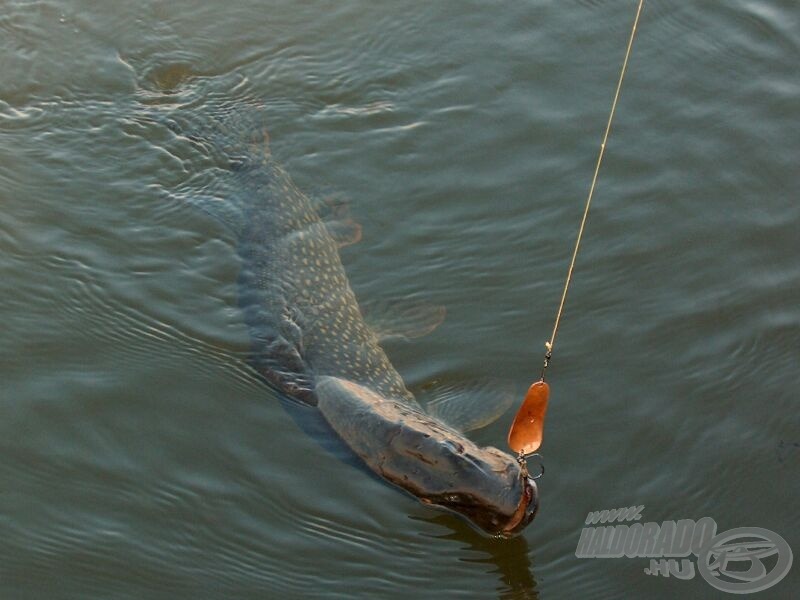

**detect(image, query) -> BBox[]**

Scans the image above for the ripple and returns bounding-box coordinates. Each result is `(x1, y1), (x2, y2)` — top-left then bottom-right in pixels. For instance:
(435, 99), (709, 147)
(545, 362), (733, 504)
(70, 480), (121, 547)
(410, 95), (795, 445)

(2, 0), (799, 597)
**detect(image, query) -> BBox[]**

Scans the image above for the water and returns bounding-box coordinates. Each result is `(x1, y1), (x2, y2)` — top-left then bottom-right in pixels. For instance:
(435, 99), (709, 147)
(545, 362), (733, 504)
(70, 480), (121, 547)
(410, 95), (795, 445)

(1, 1), (798, 598)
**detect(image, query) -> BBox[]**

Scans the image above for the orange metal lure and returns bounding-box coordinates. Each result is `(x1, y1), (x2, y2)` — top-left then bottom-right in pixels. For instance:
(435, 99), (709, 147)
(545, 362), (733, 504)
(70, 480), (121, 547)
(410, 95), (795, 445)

(507, 380), (549, 455)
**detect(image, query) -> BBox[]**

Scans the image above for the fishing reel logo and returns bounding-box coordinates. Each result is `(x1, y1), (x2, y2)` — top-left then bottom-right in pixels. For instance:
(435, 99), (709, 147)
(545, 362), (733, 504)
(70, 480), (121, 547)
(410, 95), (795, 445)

(575, 506), (793, 594)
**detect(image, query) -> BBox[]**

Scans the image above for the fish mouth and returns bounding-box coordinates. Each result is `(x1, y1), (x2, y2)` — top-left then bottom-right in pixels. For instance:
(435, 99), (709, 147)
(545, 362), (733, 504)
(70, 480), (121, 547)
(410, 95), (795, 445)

(431, 474), (539, 537)
(500, 476), (539, 537)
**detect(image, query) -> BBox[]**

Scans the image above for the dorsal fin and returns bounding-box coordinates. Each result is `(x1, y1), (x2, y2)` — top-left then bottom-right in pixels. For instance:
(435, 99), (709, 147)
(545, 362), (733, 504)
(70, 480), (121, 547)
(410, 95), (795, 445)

(326, 218), (363, 247)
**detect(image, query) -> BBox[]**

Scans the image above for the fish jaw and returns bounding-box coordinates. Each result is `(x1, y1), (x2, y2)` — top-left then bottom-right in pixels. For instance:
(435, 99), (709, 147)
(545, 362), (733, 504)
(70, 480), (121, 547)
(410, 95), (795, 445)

(500, 474), (539, 536)
(315, 376), (539, 536)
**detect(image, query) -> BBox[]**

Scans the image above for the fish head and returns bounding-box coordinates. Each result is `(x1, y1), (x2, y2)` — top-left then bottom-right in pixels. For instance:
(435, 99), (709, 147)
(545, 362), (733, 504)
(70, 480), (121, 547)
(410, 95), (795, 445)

(315, 376), (539, 536)
(387, 420), (539, 537)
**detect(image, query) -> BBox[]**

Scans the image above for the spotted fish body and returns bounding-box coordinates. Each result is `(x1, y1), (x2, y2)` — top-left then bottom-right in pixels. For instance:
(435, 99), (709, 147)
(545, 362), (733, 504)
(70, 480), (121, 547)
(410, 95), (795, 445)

(235, 157), (414, 406)
(197, 119), (538, 536)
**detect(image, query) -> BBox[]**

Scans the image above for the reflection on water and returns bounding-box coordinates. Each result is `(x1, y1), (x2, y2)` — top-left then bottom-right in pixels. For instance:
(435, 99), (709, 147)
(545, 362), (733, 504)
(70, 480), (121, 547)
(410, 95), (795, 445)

(420, 514), (538, 600)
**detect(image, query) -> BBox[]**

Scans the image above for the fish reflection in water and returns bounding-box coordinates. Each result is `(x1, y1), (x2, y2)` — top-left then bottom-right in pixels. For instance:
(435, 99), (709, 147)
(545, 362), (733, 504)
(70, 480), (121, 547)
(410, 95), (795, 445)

(419, 513), (539, 599)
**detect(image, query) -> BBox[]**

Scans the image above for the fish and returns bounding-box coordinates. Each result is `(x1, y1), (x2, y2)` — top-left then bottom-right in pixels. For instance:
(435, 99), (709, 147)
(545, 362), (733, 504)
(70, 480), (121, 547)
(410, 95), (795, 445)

(177, 110), (538, 536)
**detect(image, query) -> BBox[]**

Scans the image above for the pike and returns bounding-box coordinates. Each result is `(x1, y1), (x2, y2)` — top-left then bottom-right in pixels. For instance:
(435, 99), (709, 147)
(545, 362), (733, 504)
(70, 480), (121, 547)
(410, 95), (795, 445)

(177, 112), (538, 536)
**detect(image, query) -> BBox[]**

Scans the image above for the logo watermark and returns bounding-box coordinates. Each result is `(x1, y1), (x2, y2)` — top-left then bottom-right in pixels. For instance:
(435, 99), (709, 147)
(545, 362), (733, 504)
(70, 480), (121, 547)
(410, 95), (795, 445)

(575, 506), (793, 594)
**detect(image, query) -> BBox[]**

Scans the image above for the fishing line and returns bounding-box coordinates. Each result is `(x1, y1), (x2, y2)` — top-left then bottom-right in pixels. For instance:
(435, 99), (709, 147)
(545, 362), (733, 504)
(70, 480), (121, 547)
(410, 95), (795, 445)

(542, 0), (645, 380)
(508, 0), (645, 459)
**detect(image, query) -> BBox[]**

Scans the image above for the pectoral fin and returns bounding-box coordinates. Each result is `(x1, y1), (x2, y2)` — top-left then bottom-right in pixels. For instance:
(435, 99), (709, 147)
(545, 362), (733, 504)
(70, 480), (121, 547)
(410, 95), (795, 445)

(362, 300), (446, 342)
(420, 379), (516, 432)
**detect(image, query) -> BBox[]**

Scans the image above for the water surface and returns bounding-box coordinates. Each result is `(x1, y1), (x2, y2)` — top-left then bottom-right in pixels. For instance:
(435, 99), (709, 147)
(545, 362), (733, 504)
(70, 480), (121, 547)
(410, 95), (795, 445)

(1, 1), (798, 598)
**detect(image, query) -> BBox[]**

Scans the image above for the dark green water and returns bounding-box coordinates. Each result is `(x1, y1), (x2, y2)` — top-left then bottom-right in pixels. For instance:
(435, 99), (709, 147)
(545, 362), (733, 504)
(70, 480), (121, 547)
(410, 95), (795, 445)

(1, 1), (798, 598)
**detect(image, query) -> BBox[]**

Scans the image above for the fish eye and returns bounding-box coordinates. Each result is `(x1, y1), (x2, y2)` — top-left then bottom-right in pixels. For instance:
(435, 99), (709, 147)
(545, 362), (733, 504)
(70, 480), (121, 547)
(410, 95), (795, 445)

(444, 440), (464, 454)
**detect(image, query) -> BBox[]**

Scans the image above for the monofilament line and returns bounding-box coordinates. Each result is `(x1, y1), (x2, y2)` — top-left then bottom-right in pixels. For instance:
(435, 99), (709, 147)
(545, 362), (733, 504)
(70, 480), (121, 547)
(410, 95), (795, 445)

(541, 0), (645, 380)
